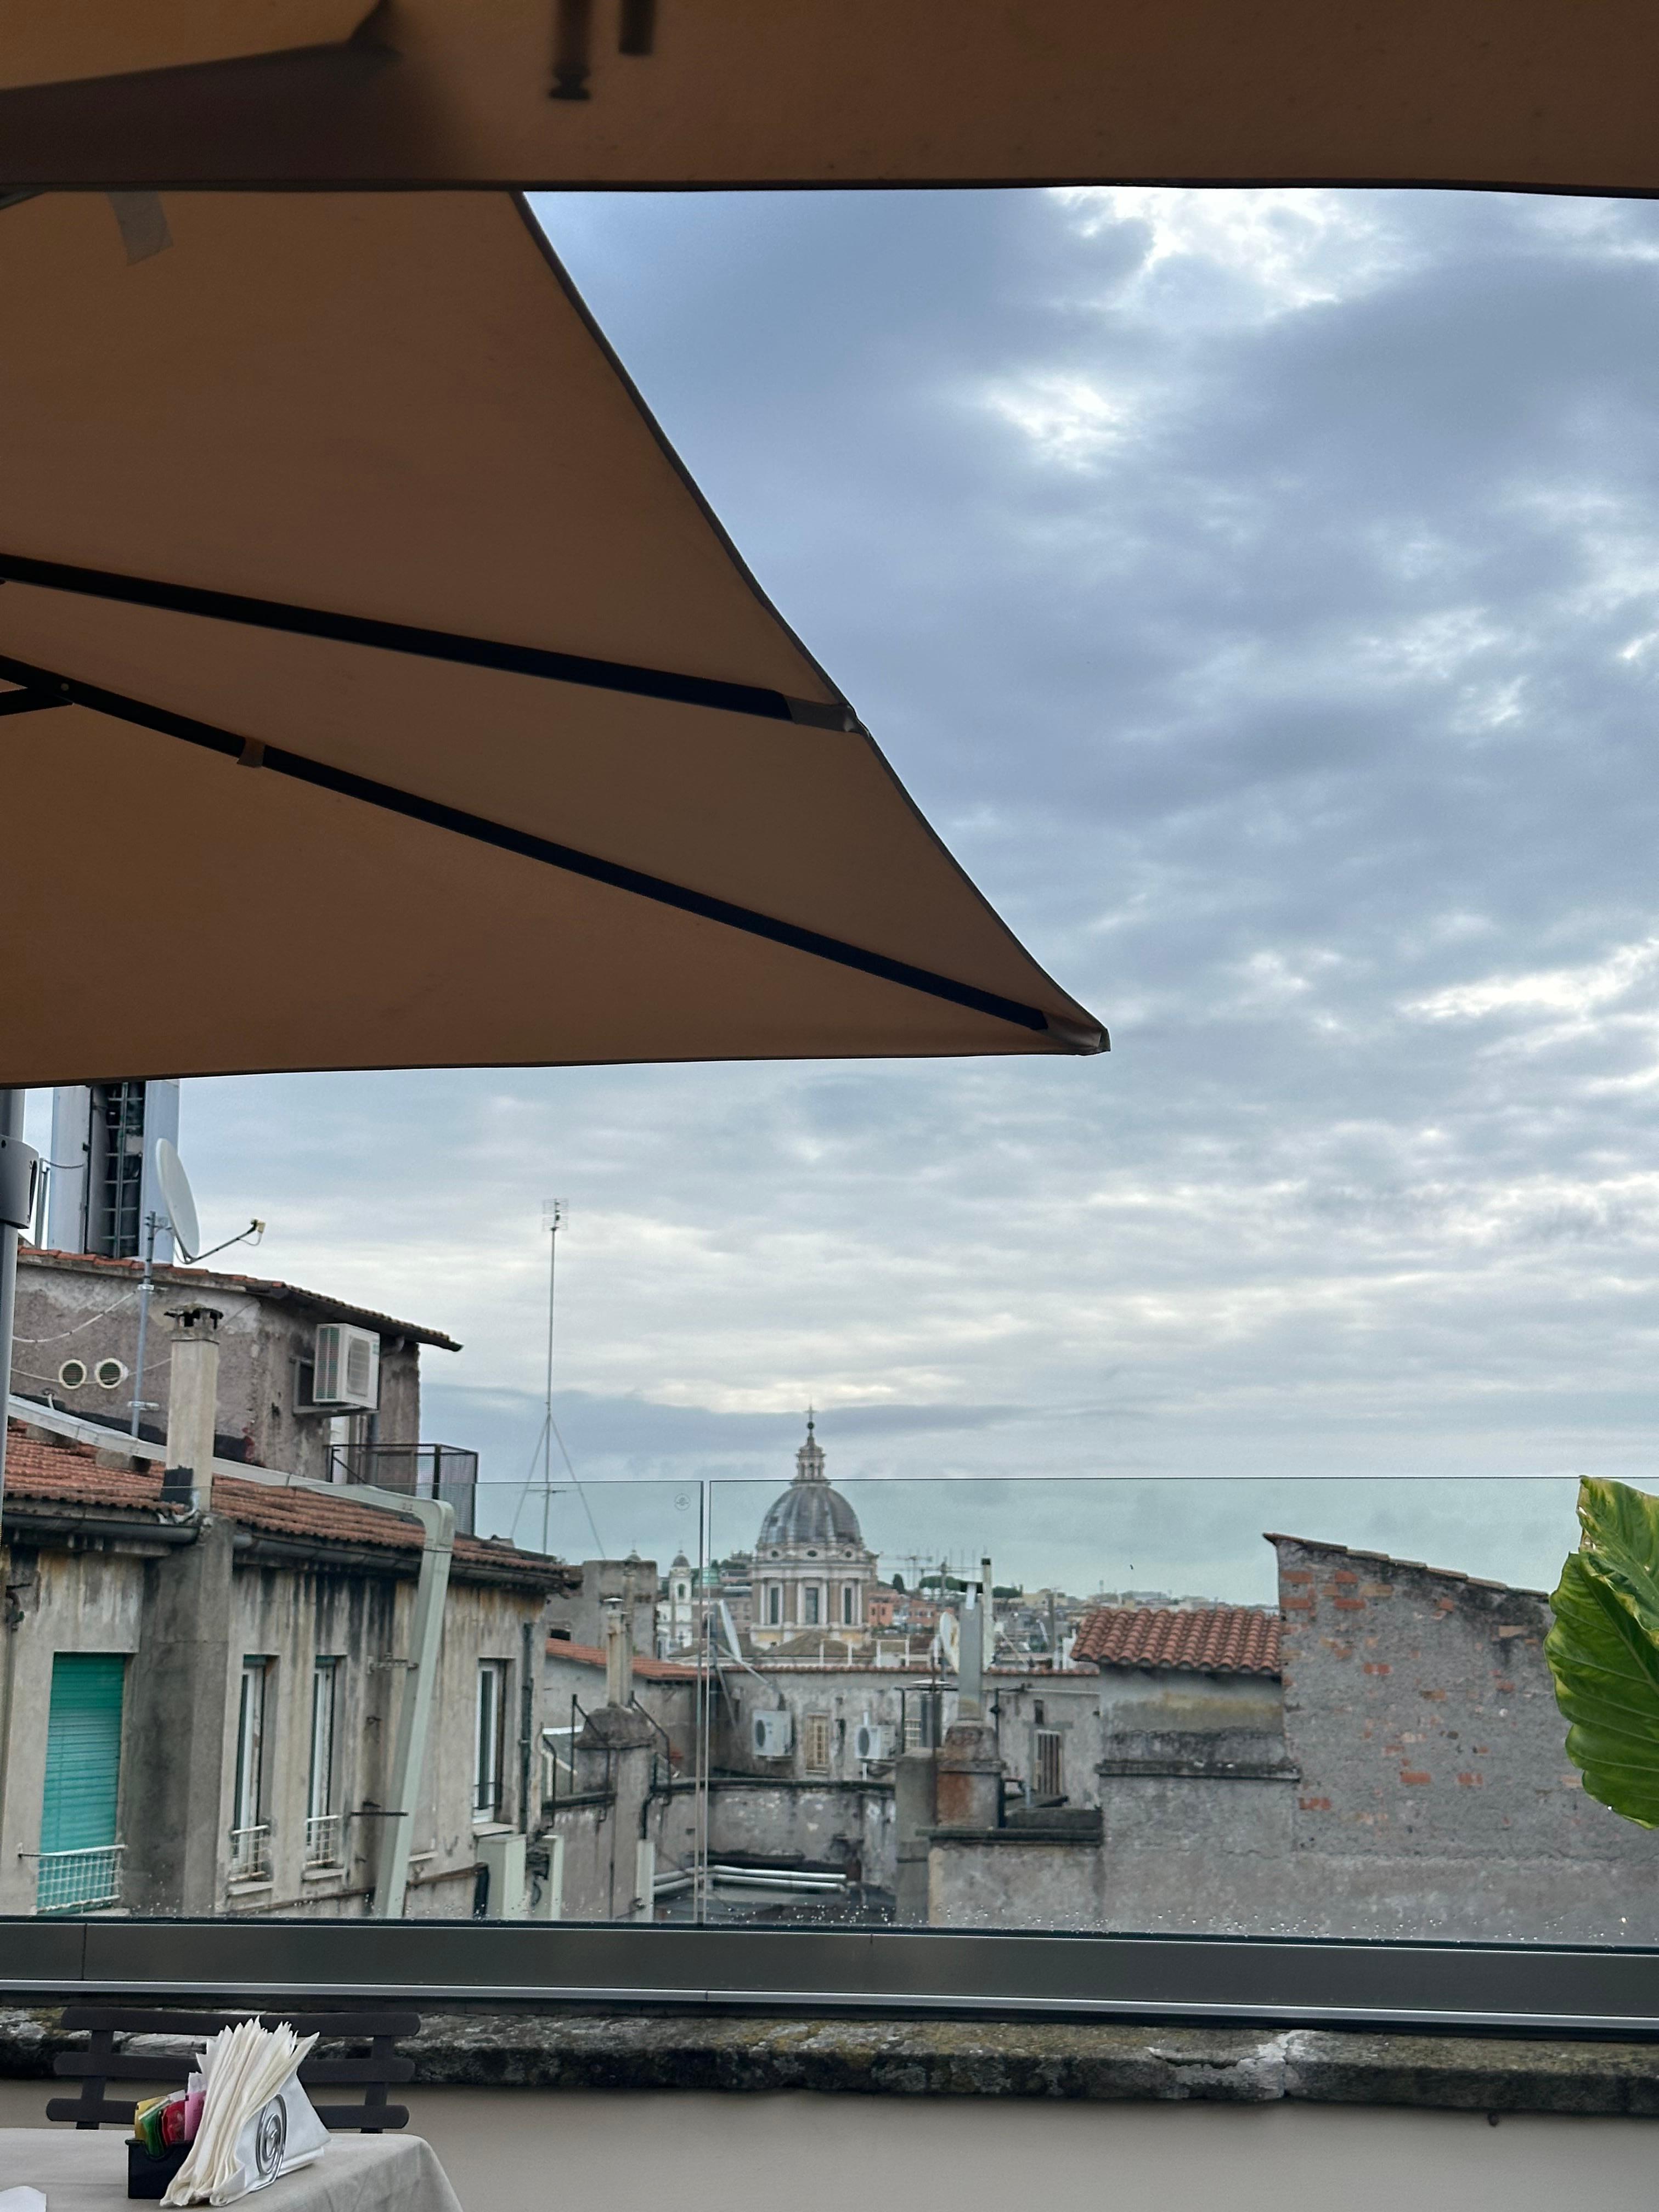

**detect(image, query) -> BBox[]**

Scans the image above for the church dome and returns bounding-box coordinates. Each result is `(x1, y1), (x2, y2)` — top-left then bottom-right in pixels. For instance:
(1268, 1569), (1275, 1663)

(757, 1417), (865, 1553)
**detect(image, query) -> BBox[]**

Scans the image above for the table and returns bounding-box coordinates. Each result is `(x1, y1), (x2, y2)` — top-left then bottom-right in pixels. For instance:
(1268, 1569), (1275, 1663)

(0, 2130), (462, 2212)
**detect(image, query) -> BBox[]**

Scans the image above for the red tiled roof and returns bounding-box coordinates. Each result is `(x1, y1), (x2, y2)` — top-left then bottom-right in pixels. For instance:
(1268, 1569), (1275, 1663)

(1073, 1604), (1281, 1676)
(546, 1637), (698, 1682)
(1, 1426), (174, 1517)
(3, 1421), (571, 1587)
(20, 1249), (460, 1352)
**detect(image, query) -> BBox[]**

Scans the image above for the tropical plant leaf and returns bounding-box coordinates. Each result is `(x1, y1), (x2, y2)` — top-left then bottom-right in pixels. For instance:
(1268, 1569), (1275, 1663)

(1546, 1479), (1659, 1827)
(1577, 1476), (1659, 1623)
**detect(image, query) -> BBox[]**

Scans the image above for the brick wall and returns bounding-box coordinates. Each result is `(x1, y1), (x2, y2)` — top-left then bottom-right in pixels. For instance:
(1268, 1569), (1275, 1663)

(1274, 1532), (1659, 1937)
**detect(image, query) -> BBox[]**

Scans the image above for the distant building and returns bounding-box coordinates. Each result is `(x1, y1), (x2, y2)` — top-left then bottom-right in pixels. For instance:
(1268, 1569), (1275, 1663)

(548, 1555), (658, 1655)
(1087, 1589), (1222, 1612)
(45, 1080), (179, 1262)
(926, 1538), (1659, 1943)
(657, 1550), (697, 1655)
(0, 1419), (573, 1921)
(12, 1248), (461, 1501)
(866, 1583), (902, 1628)
(749, 1418), (877, 1649)
(544, 1634), (699, 1777)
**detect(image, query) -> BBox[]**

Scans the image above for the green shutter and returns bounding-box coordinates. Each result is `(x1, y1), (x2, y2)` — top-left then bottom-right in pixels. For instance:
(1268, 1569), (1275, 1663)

(40, 1654), (126, 1853)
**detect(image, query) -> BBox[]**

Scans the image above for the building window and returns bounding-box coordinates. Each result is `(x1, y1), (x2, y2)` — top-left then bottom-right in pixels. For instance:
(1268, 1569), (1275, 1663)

(768, 1585), (781, 1624)
(1034, 1728), (1064, 1802)
(841, 1584), (855, 1626)
(37, 1654), (126, 1912)
(231, 1660), (272, 1880)
(475, 1660), (508, 1822)
(803, 1712), (832, 1775)
(804, 1586), (821, 1626)
(306, 1659), (342, 1869)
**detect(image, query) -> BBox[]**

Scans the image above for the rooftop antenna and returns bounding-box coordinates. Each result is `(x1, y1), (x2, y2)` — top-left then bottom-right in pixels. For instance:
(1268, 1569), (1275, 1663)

(511, 1199), (601, 1556)
(540, 1199), (563, 1555)
(132, 1139), (263, 1437)
(154, 1139), (200, 1262)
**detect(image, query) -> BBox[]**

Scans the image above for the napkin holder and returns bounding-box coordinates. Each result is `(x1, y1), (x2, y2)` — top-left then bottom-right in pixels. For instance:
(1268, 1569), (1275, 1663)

(128, 2138), (190, 2199)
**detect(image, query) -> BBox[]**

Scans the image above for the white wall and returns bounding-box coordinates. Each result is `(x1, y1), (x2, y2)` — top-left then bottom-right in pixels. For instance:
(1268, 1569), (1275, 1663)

(5, 2069), (1658, 2210)
(398, 2090), (1659, 2212)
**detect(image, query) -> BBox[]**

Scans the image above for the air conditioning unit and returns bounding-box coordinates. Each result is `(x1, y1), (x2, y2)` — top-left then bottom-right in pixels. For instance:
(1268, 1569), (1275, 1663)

(854, 1720), (887, 1764)
(313, 1323), (380, 1410)
(753, 1709), (793, 1759)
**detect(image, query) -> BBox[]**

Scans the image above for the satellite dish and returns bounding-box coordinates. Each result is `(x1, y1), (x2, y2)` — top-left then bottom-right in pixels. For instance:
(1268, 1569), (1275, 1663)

(934, 1610), (961, 1672)
(154, 1139), (201, 1262)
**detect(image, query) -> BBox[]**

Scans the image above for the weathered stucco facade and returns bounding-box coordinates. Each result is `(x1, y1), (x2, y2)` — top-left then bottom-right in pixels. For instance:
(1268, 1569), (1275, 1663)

(0, 1421), (573, 1919)
(12, 1249), (454, 1481)
(1273, 1532), (1659, 1939)
(927, 1537), (1659, 1942)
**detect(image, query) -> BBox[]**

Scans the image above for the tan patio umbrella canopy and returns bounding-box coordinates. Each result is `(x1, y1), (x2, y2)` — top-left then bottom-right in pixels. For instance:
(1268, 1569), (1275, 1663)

(4, 0), (1659, 195)
(0, 190), (1103, 1084)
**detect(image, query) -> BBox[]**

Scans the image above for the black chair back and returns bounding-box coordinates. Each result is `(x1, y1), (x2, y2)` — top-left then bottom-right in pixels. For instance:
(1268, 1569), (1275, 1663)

(48, 2007), (420, 2131)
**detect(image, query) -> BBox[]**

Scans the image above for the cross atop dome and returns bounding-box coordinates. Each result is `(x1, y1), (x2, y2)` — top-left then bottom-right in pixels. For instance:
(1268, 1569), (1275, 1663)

(795, 1409), (825, 1484)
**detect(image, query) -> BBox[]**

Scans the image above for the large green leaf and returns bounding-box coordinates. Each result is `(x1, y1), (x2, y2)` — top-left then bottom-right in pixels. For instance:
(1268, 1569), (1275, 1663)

(1577, 1476), (1659, 1622)
(1546, 1479), (1659, 1827)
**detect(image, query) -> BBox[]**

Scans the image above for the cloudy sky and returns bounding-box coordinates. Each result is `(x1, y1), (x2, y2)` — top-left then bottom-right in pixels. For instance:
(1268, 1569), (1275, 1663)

(28, 184), (1659, 1599)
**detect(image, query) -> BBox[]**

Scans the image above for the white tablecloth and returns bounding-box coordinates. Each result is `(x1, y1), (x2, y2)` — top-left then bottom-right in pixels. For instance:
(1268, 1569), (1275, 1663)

(0, 2131), (462, 2212)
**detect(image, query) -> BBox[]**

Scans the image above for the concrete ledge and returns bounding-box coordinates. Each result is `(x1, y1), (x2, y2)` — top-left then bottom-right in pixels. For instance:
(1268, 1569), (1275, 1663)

(3, 2007), (1659, 2114)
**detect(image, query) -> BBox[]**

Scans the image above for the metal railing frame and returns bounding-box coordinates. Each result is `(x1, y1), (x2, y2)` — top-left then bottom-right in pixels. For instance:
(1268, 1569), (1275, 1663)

(1, 1918), (1658, 2035)
(303, 1813), (345, 1870)
(227, 1824), (272, 1882)
(21, 1844), (125, 1915)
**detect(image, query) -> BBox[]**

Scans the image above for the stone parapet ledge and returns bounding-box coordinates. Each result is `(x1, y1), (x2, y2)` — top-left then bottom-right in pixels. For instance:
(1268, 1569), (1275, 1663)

(3, 2007), (1658, 2114)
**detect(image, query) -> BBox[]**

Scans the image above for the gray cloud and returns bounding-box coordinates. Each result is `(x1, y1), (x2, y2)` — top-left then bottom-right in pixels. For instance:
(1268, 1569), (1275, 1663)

(32, 184), (1659, 1599)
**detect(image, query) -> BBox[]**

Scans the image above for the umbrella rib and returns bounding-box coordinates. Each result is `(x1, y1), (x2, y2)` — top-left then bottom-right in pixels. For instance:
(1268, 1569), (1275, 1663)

(0, 685), (67, 716)
(0, 552), (856, 732)
(0, 651), (1066, 1042)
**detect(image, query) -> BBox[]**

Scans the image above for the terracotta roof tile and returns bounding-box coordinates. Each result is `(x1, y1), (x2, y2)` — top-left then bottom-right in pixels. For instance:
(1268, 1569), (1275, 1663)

(1073, 1604), (1281, 1676)
(1, 1425), (174, 1517)
(546, 1637), (698, 1682)
(3, 1420), (570, 1586)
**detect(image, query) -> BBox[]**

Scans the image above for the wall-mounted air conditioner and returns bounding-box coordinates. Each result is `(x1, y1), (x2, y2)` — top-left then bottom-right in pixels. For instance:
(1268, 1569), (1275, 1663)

(313, 1323), (380, 1410)
(854, 1720), (887, 1764)
(753, 1709), (793, 1759)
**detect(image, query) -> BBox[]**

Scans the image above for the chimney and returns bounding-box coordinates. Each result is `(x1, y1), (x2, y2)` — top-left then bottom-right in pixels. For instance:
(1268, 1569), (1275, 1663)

(603, 1594), (634, 1709)
(957, 1554), (992, 1720)
(162, 1305), (221, 1511)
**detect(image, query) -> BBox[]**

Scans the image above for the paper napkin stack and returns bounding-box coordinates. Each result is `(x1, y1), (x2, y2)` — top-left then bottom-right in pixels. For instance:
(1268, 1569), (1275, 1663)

(162, 2019), (324, 2206)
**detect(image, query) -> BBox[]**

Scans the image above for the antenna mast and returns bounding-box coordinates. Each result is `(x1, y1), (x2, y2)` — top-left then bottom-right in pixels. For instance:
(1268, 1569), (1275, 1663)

(541, 1199), (563, 1555)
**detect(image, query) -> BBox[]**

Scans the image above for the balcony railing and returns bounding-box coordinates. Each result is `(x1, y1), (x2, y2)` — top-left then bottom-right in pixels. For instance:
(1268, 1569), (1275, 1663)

(26, 1843), (124, 1914)
(228, 1824), (272, 1882)
(304, 1813), (345, 1870)
(326, 1442), (478, 1536)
